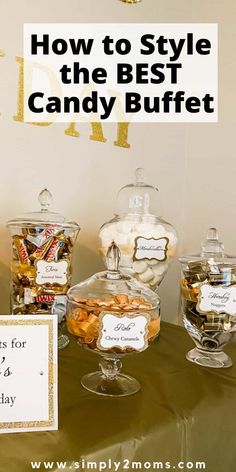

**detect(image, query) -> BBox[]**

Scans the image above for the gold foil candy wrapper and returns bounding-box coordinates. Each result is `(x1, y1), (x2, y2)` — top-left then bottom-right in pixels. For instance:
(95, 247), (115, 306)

(31, 238), (53, 261)
(13, 235), (31, 265)
(181, 278), (199, 302)
(12, 263), (36, 286)
(183, 262), (208, 284)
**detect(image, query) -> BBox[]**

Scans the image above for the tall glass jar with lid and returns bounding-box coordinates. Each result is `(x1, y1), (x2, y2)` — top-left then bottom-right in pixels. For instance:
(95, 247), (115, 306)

(99, 168), (178, 291)
(179, 228), (236, 368)
(7, 188), (80, 348)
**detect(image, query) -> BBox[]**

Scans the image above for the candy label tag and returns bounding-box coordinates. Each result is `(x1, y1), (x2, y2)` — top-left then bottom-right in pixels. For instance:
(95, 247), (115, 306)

(133, 236), (169, 262)
(97, 312), (150, 352)
(197, 284), (236, 316)
(35, 260), (68, 286)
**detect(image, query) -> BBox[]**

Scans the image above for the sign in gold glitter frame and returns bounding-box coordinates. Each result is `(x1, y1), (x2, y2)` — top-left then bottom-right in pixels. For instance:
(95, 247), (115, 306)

(0, 318), (55, 430)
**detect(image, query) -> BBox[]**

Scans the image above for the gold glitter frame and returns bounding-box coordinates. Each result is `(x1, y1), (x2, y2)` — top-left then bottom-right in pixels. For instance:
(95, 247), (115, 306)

(0, 318), (55, 430)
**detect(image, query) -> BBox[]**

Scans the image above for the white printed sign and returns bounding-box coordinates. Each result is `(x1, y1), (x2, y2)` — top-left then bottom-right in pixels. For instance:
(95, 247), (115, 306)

(197, 284), (236, 316)
(24, 23), (218, 123)
(36, 260), (68, 285)
(97, 313), (150, 352)
(0, 315), (58, 434)
(133, 237), (169, 262)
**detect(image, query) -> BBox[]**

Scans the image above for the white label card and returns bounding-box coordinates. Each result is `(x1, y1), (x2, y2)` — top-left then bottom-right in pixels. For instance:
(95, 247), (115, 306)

(36, 260), (68, 286)
(0, 315), (58, 434)
(97, 313), (150, 352)
(197, 284), (236, 316)
(133, 237), (169, 262)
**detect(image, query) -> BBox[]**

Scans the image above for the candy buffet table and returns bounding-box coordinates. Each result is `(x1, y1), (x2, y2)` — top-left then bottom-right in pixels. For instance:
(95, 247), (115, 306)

(1, 322), (236, 472)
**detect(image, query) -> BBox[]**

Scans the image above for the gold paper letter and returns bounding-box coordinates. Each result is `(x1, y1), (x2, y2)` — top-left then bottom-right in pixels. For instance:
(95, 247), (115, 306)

(14, 56), (52, 126)
(65, 122), (130, 148)
(114, 123), (130, 149)
(89, 122), (107, 143)
(64, 122), (80, 138)
(64, 122), (107, 143)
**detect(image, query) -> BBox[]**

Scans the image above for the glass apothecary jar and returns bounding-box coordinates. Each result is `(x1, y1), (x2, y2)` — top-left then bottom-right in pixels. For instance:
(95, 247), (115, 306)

(67, 241), (160, 397)
(7, 189), (80, 347)
(179, 228), (236, 368)
(98, 168), (178, 291)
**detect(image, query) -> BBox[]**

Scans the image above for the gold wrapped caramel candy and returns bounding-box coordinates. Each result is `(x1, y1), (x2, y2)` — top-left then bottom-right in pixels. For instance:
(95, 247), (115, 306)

(67, 292), (159, 352)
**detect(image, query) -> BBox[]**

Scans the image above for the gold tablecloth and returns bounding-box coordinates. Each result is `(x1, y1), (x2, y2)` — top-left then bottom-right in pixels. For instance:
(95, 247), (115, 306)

(1, 322), (236, 472)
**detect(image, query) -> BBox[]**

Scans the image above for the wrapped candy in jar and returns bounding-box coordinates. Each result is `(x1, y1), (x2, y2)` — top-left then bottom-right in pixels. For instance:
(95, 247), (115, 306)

(7, 189), (80, 347)
(66, 241), (160, 397)
(179, 228), (236, 368)
(98, 168), (178, 291)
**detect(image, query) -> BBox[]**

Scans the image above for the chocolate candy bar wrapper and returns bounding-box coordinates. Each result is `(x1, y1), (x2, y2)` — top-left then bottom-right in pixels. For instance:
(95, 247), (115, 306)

(67, 294), (160, 354)
(180, 260), (236, 350)
(11, 226), (76, 314)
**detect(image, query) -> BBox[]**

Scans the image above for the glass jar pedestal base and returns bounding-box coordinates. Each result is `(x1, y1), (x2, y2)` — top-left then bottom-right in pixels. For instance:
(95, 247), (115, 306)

(58, 333), (70, 350)
(186, 348), (233, 369)
(81, 372), (140, 397)
(81, 356), (141, 397)
(58, 320), (70, 350)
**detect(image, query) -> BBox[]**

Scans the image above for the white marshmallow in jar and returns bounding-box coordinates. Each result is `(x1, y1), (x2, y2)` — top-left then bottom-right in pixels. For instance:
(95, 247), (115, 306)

(99, 168), (178, 291)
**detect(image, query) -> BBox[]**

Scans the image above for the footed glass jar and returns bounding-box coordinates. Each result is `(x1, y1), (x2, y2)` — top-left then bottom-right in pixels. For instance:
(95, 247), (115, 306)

(99, 168), (178, 291)
(7, 189), (80, 349)
(67, 242), (160, 397)
(179, 228), (236, 368)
